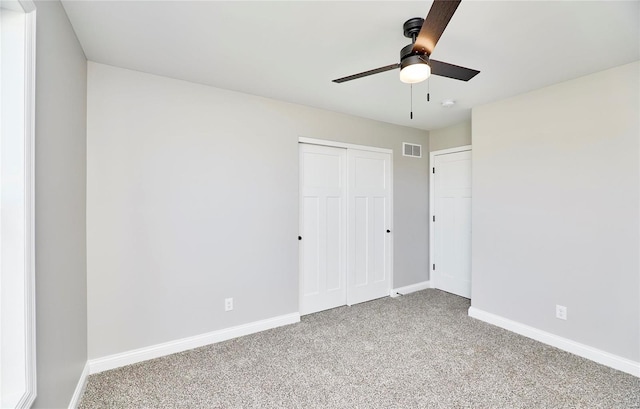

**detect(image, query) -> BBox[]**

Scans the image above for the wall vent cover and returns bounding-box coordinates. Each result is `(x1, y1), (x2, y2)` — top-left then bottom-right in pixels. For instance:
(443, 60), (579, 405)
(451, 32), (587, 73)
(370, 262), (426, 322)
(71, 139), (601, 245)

(403, 143), (422, 158)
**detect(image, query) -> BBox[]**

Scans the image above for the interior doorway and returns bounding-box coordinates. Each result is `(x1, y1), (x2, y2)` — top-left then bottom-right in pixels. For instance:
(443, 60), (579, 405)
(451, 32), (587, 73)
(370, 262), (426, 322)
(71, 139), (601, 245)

(430, 146), (472, 299)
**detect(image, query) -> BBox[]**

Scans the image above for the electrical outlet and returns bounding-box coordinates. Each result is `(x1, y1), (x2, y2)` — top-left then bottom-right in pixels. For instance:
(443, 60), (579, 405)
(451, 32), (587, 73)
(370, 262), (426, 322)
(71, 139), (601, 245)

(225, 298), (233, 312)
(556, 305), (567, 320)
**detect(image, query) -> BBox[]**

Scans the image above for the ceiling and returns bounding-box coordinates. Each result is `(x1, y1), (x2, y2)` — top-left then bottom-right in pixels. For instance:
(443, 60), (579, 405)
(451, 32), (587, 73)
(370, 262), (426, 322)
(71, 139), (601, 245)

(61, 1), (639, 131)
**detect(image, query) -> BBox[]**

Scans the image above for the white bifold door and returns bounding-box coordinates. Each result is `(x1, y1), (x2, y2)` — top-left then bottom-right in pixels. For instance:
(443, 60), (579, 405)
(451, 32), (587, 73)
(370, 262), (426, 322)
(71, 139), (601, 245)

(299, 143), (391, 315)
(432, 149), (472, 298)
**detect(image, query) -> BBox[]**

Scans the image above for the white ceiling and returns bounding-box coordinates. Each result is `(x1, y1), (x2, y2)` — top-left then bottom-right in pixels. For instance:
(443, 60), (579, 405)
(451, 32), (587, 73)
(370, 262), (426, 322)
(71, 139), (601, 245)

(61, 0), (639, 131)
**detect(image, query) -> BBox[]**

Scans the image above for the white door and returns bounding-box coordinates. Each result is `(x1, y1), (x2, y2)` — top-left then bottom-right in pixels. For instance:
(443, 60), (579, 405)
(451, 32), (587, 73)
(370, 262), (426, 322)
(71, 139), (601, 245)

(299, 144), (347, 315)
(347, 149), (392, 305)
(432, 149), (472, 298)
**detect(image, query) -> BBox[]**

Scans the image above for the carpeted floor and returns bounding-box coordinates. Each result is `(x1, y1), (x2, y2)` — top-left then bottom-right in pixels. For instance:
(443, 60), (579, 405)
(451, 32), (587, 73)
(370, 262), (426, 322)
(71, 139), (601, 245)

(79, 289), (639, 408)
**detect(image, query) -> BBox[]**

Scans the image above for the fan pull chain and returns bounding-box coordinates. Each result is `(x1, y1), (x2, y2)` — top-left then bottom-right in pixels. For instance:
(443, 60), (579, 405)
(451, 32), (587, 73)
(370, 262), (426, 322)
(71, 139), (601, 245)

(410, 84), (413, 119)
(427, 77), (430, 102)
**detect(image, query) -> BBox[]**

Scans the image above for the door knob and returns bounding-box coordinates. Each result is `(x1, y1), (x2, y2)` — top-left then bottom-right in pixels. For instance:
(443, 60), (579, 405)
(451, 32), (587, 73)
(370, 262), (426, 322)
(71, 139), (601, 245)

(386, 229), (391, 233)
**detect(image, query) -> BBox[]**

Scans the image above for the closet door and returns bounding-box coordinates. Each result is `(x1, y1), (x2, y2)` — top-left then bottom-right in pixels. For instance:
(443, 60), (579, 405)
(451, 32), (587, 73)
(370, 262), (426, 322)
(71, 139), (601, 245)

(347, 149), (392, 305)
(299, 144), (347, 315)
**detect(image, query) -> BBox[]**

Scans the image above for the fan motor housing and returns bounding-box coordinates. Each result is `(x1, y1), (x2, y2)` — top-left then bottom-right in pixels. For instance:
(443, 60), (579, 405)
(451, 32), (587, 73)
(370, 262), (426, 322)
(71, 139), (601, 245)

(400, 44), (426, 62)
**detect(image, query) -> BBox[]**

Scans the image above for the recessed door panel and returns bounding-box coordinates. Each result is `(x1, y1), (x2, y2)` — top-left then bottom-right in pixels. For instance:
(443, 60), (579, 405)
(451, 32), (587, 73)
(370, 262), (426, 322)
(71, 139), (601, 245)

(354, 197), (368, 287)
(301, 197), (320, 296)
(354, 157), (386, 189)
(373, 197), (386, 283)
(326, 197), (342, 291)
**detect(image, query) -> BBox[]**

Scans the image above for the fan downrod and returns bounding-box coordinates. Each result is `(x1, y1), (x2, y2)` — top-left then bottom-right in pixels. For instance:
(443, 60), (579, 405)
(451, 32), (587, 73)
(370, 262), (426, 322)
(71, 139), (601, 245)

(403, 17), (424, 43)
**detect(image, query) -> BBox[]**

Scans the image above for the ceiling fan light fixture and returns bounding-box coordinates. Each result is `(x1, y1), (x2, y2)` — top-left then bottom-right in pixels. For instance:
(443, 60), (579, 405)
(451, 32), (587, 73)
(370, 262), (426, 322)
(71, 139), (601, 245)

(399, 55), (431, 84)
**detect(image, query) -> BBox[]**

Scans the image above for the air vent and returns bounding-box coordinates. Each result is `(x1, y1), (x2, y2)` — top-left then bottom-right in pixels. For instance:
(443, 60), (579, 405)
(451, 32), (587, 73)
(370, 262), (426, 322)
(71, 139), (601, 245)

(403, 143), (422, 158)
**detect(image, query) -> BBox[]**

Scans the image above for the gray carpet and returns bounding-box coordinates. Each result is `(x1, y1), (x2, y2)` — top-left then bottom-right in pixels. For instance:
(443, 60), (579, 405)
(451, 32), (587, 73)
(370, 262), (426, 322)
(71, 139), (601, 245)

(79, 289), (639, 408)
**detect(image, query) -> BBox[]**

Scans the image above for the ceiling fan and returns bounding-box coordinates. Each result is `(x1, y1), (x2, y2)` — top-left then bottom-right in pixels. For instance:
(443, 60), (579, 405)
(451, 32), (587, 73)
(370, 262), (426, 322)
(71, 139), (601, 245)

(332, 0), (479, 85)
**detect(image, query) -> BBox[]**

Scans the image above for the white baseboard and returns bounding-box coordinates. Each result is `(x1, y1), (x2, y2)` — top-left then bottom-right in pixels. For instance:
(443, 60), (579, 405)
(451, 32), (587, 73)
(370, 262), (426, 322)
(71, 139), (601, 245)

(68, 362), (89, 409)
(390, 280), (431, 297)
(468, 307), (640, 378)
(88, 313), (300, 375)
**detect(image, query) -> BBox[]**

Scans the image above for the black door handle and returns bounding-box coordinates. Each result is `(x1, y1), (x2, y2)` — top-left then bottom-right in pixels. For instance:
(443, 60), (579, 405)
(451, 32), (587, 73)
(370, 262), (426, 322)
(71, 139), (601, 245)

(386, 229), (391, 233)
(298, 236), (302, 240)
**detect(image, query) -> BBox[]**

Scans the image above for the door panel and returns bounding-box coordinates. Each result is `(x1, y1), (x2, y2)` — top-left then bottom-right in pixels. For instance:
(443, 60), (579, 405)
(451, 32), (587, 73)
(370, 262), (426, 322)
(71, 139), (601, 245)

(326, 197), (342, 291)
(299, 144), (347, 315)
(301, 197), (320, 296)
(354, 197), (368, 287)
(348, 149), (391, 305)
(373, 197), (386, 283)
(433, 150), (472, 298)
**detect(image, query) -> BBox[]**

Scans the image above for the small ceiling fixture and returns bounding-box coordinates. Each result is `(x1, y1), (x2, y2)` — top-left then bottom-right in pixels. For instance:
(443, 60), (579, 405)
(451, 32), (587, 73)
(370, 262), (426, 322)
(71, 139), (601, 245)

(399, 55), (431, 84)
(441, 99), (456, 108)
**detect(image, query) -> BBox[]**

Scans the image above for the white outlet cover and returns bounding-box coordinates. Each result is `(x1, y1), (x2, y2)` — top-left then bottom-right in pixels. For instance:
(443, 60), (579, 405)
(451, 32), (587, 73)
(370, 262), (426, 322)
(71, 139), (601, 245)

(556, 305), (567, 320)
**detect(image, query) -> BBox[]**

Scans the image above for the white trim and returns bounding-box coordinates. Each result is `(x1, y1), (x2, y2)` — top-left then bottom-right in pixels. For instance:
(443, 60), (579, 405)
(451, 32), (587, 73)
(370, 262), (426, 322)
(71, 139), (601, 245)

(67, 363), (89, 409)
(23, 4), (37, 408)
(468, 307), (640, 378)
(6, 2), (38, 407)
(298, 136), (393, 154)
(388, 151), (394, 302)
(430, 145), (472, 157)
(88, 313), (300, 374)
(390, 281), (431, 297)
(428, 145), (471, 292)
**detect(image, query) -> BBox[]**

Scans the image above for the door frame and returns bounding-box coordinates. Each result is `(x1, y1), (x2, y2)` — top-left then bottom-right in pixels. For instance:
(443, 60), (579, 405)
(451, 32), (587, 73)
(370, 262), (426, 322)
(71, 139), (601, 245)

(1, 1), (37, 407)
(298, 137), (394, 307)
(429, 145), (472, 292)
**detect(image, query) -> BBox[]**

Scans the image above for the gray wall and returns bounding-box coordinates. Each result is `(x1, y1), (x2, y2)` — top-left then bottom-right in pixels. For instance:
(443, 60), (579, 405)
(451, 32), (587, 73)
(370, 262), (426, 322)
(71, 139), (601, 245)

(429, 121), (471, 152)
(33, 1), (87, 407)
(471, 61), (639, 361)
(86, 63), (429, 359)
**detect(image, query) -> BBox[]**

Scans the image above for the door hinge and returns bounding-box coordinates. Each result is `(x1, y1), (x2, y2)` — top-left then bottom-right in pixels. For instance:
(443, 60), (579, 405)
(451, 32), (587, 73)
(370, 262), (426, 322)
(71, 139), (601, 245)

(432, 264), (436, 271)
(432, 167), (435, 174)
(432, 215), (435, 222)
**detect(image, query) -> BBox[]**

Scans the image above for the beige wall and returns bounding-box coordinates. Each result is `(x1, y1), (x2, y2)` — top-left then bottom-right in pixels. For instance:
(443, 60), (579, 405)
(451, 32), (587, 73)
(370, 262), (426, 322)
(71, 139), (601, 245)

(429, 121), (471, 152)
(86, 62), (430, 359)
(471, 61), (639, 362)
(33, 1), (88, 407)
